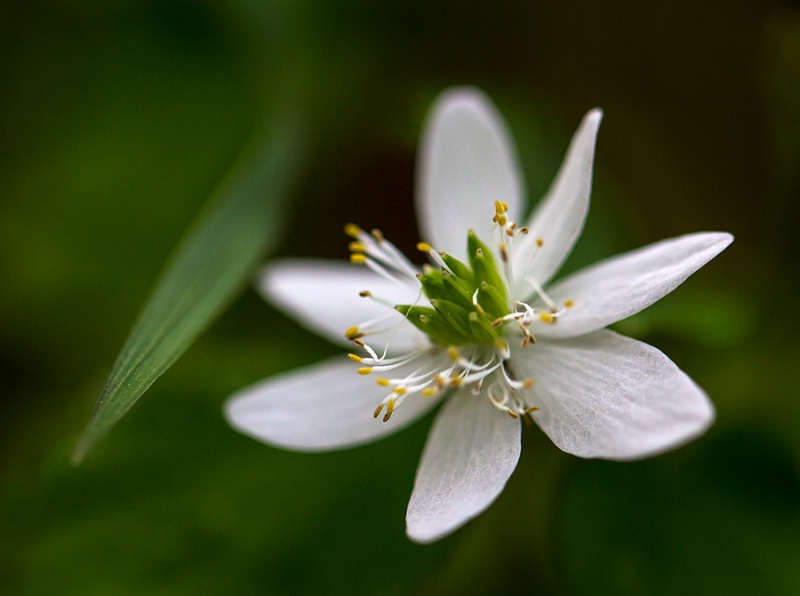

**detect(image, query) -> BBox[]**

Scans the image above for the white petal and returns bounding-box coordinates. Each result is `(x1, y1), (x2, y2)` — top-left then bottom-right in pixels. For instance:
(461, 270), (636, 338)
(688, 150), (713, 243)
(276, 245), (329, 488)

(510, 330), (715, 460)
(225, 357), (439, 451)
(512, 109), (603, 296)
(536, 232), (733, 338)
(416, 87), (525, 260)
(259, 259), (426, 351)
(406, 391), (521, 543)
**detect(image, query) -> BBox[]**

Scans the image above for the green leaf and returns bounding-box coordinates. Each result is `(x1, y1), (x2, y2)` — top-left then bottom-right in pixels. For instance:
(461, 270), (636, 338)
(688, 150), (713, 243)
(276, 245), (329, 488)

(72, 117), (304, 463)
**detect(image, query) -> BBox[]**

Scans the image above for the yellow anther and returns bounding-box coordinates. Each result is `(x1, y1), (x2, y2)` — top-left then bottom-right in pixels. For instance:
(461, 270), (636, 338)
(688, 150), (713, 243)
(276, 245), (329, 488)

(345, 326), (362, 340)
(499, 243), (509, 263)
(450, 377), (463, 387)
(518, 227), (529, 235)
(359, 290), (371, 297)
(348, 241), (368, 253)
(447, 346), (460, 361)
(416, 242), (433, 253)
(350, 253), (367, 265)
(522, 378), (535, 389)
(393, 386), (408, 396)
(344, 223), (362, 238)
(422, 387), (438, 397)
(358, 367), (373, 375)
(507, 410), (520, 419)
(383, 399), (395, 422)
(376, 378), (391, 387)
(373, 404), (384, 418)
(536, 237), (544, 247)
(347, 353), (363, 363)
(538, 312), (555, 324)
(370, 229), (384, 242)
(564, 299), (574, 309)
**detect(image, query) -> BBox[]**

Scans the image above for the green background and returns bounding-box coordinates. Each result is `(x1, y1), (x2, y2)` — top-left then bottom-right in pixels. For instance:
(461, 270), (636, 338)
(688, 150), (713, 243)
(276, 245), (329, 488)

(2, 1), (799, 593)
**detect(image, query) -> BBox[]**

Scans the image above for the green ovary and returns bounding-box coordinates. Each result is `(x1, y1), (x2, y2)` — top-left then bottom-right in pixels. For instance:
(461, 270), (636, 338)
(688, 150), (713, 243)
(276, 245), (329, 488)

(395, 231), (510, 346)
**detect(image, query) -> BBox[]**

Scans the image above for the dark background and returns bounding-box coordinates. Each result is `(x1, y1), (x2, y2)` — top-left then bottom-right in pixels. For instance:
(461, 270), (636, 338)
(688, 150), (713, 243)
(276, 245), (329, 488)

(2, 1), (799, 593)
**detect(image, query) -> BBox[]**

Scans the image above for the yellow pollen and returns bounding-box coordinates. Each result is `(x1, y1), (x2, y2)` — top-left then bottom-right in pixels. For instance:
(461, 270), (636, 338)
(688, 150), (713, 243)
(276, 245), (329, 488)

(447, 346), (460, 361)
(416, 241), (433, 252)
(370, 229), (384, 242)
(348, 241), (368, 253)
(373, 404), (383, 418)
(345, 326), (362, 340)
(376, 378), (391, 386)
(450, 377), (463, 387)
(383, 399), (395, 422)
(344, 223), (362, 238)
(422, 387), (438, 397)
(350, 253), (367, 265)
(538, 312), (555, 324)
(505, 228), (515, 237)
(564, 299), (574, 308)
(507, 410), (520, 419)
(393, 386), (408, 395)
(359, 290), (371, 297)
(536, 237), (544, 247)
(357, 367), (373, 375)
(347, 353), (363, 363)
(522, 378), (535, 389)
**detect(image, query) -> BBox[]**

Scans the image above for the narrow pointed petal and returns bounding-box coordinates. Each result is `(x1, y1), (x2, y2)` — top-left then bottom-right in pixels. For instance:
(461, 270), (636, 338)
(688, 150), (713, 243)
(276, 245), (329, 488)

(535, 232), (733, 338)
(510, 330), (714, 460)
(406, 391), (521, 543)
(416, 87), (525, 260)
(260, 259), (425, 351)
(512, 109), (603, 297)
(225, 357), (438, 451)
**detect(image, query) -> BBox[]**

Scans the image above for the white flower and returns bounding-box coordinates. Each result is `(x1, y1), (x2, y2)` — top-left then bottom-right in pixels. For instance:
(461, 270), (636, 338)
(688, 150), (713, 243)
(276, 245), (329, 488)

(225, 87), (733, 543)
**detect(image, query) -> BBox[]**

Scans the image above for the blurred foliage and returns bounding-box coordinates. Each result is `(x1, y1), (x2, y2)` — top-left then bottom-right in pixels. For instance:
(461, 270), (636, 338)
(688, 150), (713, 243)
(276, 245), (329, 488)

(2, 0), (799, 594)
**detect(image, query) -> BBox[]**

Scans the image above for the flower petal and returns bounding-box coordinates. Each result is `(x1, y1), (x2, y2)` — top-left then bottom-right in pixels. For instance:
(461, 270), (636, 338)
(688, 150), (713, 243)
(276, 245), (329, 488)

(536, 232), (734, 338)
(405, 391), (521, 543)
(259, 259), (426, 351)
(416, 87), (525, 260)
(225, 357), (439, 451)
(510, 329), (715, 460)
(512, 109), (603, 297)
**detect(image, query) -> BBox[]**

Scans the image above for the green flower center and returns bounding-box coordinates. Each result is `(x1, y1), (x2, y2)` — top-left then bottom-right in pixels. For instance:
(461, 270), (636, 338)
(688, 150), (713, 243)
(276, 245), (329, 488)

(396, 230), (511, 346)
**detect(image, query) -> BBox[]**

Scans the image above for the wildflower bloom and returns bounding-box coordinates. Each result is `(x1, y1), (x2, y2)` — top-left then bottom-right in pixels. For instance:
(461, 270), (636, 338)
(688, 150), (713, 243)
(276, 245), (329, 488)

(225, 87), (733, 543)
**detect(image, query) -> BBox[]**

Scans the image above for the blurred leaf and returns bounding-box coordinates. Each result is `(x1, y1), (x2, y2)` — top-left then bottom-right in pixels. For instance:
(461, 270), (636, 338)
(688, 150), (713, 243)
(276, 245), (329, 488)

(72, 117), (304, 463)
